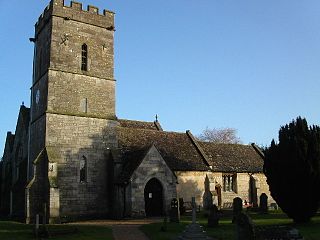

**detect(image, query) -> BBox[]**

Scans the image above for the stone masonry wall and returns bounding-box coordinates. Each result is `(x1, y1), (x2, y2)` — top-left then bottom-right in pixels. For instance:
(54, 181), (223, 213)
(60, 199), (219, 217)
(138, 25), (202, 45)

(31, 74), (49, 122)
(47, 70), (115, 119)
(129, 146), (177, 217)
(213, 172), (275, 206)
(254, 173), (275, 205)
(46, 113), (118, 218)
(177, 171), (275, 208)
(176, 171), (213, 206)
(29, 116), (46, 178)
(50, 15), (114, 80)
(26, 150), (49, 224)
(46, 5), (115, 119)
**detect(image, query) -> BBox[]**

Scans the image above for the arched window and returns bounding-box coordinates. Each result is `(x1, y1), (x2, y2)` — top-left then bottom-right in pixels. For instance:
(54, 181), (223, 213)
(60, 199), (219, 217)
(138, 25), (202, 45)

(81, 44), (88, 71)
(80, 155), (87, 182)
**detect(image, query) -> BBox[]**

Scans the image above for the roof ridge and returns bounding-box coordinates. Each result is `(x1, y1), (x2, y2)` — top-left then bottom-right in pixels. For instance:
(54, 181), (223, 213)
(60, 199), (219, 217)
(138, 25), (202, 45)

(118, 118), (154, 123)
(199, 141), (251, 147)
(119, 126), (185, 135)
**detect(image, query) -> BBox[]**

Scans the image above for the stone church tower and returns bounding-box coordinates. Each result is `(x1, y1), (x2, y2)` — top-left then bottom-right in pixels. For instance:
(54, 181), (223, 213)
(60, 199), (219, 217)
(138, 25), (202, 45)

(26, 0), (118, 223)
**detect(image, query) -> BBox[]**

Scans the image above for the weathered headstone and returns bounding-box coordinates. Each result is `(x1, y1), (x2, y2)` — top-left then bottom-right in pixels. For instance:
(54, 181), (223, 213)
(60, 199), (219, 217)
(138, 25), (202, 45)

(207, 204), (219, 227)
(34, 214), (39, 238)
(234, 212), (255, 240)
(270, 202), (278, 210)
(232, 197), (243, 223)
(39, 203), (49, 238)
(170, 198), (180, 223)
(259, 193), (268, 213)
(179, 198), (186, 215)
(191, 197), (196, 224)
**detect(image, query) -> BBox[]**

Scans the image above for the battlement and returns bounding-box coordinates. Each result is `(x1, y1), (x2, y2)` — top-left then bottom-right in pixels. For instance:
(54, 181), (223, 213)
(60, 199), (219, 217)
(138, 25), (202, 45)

(35, 0), (115, 36)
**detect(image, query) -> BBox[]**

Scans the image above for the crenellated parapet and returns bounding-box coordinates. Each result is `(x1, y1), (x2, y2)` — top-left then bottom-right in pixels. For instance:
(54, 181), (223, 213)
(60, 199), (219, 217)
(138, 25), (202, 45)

(35, 0), (115, 36)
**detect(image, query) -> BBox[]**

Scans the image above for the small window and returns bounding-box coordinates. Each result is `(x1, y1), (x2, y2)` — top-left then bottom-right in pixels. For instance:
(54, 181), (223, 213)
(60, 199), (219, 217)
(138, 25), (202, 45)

(80, 98), (88, 113)
(80, 155), (87, 182)
(223, 174), (237, 192)
(81, 44), (88, 71)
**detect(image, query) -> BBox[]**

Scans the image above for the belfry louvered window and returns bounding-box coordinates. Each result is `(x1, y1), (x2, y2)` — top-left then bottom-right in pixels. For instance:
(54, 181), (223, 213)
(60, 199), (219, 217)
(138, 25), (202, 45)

(81, 44), (88, 71)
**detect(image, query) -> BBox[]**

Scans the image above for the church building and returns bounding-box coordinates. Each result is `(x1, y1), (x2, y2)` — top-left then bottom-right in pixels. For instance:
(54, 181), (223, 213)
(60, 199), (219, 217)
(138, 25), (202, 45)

(0, 0), (273, 223)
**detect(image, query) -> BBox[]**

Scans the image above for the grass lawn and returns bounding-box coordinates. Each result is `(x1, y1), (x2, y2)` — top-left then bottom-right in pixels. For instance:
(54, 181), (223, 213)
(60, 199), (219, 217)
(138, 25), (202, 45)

(0, 221), (113, 240)
(141, 211), (320, 240)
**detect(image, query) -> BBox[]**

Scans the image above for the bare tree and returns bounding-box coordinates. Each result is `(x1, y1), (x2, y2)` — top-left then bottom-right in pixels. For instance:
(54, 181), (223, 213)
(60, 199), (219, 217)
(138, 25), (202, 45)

(197, 127), (241, 144)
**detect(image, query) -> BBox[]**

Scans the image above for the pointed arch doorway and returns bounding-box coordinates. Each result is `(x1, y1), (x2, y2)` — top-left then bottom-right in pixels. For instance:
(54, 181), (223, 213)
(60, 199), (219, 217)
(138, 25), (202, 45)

(144, 178), (163, 217)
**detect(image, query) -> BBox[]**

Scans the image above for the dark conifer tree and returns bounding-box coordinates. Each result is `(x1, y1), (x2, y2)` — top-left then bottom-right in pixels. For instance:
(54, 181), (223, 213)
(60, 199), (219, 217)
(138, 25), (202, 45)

(264, 117), (320, 223)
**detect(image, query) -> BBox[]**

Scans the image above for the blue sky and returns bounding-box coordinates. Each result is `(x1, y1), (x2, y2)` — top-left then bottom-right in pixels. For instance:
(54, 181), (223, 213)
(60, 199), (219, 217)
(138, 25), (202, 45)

(1, 0), (320, 155)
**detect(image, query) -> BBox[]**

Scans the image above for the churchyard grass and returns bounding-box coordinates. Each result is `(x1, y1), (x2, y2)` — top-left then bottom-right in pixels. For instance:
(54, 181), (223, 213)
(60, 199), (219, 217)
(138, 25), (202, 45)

(0, 221), (114, 240)
(140, 211), (320, 240)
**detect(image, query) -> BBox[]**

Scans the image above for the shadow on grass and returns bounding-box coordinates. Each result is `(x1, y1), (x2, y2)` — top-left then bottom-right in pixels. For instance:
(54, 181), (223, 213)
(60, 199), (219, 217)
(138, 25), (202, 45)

(140, 212), (320, 240)
(0, 221), (114, 240)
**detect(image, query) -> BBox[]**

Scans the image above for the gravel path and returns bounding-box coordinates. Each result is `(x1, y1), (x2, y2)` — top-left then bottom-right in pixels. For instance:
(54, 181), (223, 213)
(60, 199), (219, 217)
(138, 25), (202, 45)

(112, 224), (150, 240)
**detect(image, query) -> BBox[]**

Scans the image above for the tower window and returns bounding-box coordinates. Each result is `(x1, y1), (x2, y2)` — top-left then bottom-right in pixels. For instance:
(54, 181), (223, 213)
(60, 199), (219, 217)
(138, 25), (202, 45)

(81, 44), (88, 71)
(80, 155), (87, 182)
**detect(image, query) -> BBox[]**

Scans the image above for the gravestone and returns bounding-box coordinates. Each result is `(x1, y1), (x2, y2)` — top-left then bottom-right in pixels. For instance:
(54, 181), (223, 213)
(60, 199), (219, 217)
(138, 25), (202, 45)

(41, 203), (49, 238)
(232, 197), (243, 223)
(207, 204), (219, 227)
(259, 193), (268, 213)
(179, 198), (186, 215)
(234, 212), (255, 240)
(176, 197), (212, 240)
(170, 198), (180, 223)
(35, 203), (49, 238)
(256, 225), (303, 239)
(191, 197), (196, 224)
(34, 214), (40, 238)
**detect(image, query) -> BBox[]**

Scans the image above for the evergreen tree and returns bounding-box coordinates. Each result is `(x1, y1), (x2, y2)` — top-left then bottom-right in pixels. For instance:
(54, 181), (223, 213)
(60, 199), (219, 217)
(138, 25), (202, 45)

(264, 117), (320, 223)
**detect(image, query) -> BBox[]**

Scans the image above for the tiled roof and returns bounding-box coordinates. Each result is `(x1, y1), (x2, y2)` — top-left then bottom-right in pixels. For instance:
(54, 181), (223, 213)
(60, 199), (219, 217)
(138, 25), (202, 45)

(198, 142), (264, 172)
(118, 127), (209, 172)
(116, 146), (150, 184)
(118, 119), (162, 131)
